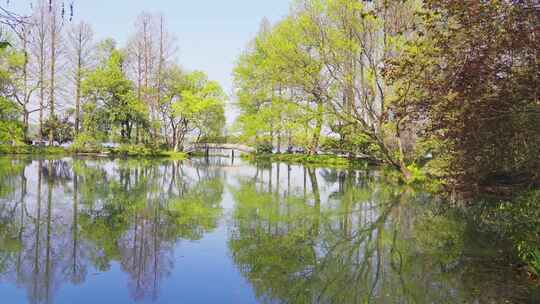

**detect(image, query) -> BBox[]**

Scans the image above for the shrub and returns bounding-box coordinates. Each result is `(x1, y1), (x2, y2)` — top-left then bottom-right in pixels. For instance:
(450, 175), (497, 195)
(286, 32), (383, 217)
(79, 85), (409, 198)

(255, 142), (273, 154)
(70, 133), (100, 153)
(0, 144), (66, 155)
(111, 144), (158, 157)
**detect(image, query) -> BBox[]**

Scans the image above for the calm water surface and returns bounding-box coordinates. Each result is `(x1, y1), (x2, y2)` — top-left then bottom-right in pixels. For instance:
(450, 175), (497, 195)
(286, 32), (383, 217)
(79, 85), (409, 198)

(0, 156), (537, 303)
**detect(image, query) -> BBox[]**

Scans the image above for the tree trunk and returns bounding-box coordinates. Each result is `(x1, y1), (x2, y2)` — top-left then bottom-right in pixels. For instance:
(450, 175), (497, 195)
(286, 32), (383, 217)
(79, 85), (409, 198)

(38, 6), (46, 142)
(22, 28), (29, 142)
(309, 100), (324, 155)
(154, 16), (164, 146)
(49, 6), (57, 146)
(396, 124), (412, 182)
(277, 131), (281, 153)
(171, 123), (177, 151)
(75, 50), (82, 135)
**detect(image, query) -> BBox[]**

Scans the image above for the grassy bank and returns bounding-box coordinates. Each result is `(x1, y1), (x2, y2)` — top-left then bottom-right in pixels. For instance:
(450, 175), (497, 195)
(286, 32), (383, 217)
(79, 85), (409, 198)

(243, 152), (375, 169)
(0, 145), (188, 160)
(108, 144), (187, 159)
(0, 145), (68, 155)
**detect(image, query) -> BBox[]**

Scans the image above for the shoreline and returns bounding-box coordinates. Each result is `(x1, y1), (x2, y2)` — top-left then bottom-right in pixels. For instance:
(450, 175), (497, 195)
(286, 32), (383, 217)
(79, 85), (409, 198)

(0, 145), (188, 160)
(242, 152), (379, 169)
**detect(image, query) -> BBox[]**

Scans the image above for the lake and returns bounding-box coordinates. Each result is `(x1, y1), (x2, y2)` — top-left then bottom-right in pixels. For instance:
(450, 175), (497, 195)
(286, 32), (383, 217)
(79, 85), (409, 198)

(0, 156), (537, 303)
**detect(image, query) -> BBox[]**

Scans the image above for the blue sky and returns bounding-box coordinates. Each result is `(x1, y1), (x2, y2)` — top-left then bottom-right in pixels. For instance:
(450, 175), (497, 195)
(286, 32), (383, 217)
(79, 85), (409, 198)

(8, 0), (291, 124)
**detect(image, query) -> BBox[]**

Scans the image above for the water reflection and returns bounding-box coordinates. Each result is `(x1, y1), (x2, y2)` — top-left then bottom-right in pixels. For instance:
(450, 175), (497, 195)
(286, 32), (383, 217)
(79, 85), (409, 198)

(228, 163), (537, 303)
(0, 158), (224, 303)
(0, 157), (536, 303)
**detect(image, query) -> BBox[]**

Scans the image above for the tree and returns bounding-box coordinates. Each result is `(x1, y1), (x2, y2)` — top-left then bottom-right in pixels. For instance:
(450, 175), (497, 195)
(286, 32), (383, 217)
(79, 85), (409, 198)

(233, 18), (316, 152)
(387, 0), (540, 194)
(125, 12), (177, 145)
(42, 113), (74, 145)
(29, 0), (49, 142)
(233, 0), (422, 179)
(161, 69), (226, 151)
(10, 23), (38, 141)
(48, 0), (62, 146)
(0, 1), (74, 34)
(0, 96), (23, 144)
(66, 22), (94, 135)
(0, 32), (39, 143)
(0, 40), (24, 145)
(0, 5), (223, 150)
(82, 48), (147, 143)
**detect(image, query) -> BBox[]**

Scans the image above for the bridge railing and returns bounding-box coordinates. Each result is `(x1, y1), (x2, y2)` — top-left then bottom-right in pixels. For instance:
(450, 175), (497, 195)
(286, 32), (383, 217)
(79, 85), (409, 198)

(184, 143), (255, 154)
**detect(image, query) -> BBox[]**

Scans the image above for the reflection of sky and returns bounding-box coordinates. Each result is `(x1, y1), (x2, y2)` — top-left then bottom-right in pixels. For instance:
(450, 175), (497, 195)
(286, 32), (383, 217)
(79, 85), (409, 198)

(54, 227), (258, 304)
(1, 157), (344, 304)
(0, 158), (260, 303)
(0, 230), (258, 304)
(0, 156), (534, 303)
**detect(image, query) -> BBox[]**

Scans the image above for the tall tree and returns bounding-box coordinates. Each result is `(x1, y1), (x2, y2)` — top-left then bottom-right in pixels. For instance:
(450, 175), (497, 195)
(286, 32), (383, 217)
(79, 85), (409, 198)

(82, 48), (146, 142)
(66, 21), (93, 135)
(47, 0), (64, 146)
(234, 0), (422, 179)
(30, 0), (49, 142)
(127, 12), (177, 145)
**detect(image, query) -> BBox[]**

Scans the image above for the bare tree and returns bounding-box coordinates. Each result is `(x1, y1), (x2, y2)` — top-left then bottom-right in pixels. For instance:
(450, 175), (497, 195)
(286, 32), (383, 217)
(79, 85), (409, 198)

(66, 21), (93, 134)
(125, 35), (145, 143)
(48, 0), (65, 146)
(126, 12), (177, 144)
(0, 0), (75, 34)
(29, 0), (50, 142)
(156, 15), (164, 130)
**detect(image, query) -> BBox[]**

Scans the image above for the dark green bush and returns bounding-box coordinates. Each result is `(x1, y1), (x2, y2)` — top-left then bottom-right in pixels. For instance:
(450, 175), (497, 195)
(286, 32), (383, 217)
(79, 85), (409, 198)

(255, 143), (273, 154)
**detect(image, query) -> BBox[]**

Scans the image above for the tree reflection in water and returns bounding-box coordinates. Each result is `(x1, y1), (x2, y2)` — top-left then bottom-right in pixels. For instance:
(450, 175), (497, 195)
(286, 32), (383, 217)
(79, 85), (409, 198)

(228, 164), (536, 304)
(0, 158), (536, 303)
(0, 158), (224, 303)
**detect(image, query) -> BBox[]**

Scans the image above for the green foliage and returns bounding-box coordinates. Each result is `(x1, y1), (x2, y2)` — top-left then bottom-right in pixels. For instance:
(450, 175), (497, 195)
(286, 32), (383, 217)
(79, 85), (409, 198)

(108, 144), (187, 159)
(232, 16), (319, 151)
(233, 0), (425, 174)
(0, 96), (23, 145)
(529, 249), (540, 278)
(388, 0), (540, 193)
(171, 71), (226, 138)
(83, 48), (148, 143)
(246, 152), (371, 169)
(42, 115), (75, 144)
(255, 142), (273, 154)
(406, 164), (427, 184)
(70, 132), (101, 153)
(0, 45), (24, 145)
(160, 67), (226, 150)
(0, 144), (67, 155)
(111, 144), (159, 157)
(471, 190), (540, 278)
